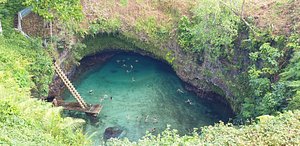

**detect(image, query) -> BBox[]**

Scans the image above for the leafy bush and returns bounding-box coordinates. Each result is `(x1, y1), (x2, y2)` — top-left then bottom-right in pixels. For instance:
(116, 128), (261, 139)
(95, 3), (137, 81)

(280, 33), (300, 110)
(107, 110), (300, 145)
(242, 39), (286, 118)
(88, 17), (121, 35)
(0, 33), (54, 97)
(1, 1), (300, 145)
(135, 16), (171, 45)
(24, 0), (83, 21)
(240, 33), (300, 119)
(177, 0), (241, 57)
(177, 16), (193, 51)
(0, 33), (90, 145)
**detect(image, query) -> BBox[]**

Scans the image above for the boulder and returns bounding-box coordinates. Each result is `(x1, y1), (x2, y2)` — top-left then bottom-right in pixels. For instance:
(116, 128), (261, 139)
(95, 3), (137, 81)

(104, 126), (125, 140)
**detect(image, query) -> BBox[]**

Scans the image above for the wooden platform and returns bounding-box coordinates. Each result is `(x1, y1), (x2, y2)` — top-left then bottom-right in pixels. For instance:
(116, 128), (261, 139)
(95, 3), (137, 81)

(56, 100), (102, 116)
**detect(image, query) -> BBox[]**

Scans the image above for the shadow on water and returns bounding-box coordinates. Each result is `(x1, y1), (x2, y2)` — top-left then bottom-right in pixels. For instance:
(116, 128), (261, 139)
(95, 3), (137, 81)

(61, 51), (234, 145)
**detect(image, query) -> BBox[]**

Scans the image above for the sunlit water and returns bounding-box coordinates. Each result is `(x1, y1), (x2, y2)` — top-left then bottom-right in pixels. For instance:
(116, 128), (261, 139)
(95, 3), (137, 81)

(62, 52), (232, 145)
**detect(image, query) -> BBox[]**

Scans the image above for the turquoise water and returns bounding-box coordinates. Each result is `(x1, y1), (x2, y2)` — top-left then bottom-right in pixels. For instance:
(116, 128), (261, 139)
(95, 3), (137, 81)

(62, 52), (232, 144)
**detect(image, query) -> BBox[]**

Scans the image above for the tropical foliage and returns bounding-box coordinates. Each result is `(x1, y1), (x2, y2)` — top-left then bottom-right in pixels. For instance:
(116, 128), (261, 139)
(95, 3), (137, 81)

(0, 28), (89, 145)
(240, 33), (300, 119)
(176, 0), (300, 119)
(178, 0), (241, 57)
(108, 110), (300, 145)
(1, 0), (300, 145)
(23, 0), (83, 21)
(280, 34), (300, 110)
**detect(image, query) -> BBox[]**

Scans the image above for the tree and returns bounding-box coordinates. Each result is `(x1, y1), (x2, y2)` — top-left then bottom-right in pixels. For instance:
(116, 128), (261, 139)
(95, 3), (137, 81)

(280, 34), (300, 110)
(242, 41), (286, 118)
(177, 0), (241, 57)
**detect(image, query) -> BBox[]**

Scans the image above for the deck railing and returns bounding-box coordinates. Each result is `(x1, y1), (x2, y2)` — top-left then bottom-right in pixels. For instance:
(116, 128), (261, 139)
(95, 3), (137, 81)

(16, 7), (32, 38)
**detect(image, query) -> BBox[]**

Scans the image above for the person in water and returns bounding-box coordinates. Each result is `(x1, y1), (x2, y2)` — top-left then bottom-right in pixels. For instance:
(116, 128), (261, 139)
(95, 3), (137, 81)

(153, 117), (158, 123)
(110, 96), (112, 100)
(145, 115), (149, 123)
(177, 88), (184, 93)
(185, 99), (192, 105)
(149, 128), (156, 133)
(103, 94), (109, 99)
(99, 97), (104, 102)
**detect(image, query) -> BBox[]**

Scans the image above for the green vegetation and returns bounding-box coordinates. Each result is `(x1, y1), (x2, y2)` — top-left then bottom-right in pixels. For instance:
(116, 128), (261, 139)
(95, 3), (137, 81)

(24, 0), (83, 21)
(0, 2), (89, 144)
(0, 0), (6, 35)
(165, 51), (175, 64)
(174, 0), (300, 120)
(178, 0), (241, 57)
(281, 34), (300, 110)
(1, 0), (300, 145)
(135, 16), (171, 46)
(240, 33), (300, 119)
(77, 0), (300, 144)
(1, 34), (54, 97)
(108, 110), (300, 145)
(0, 33), (89, 145)
(242, 41), (284, 118)
(74, 34), (137, 60)
(88, 17), (121, 35)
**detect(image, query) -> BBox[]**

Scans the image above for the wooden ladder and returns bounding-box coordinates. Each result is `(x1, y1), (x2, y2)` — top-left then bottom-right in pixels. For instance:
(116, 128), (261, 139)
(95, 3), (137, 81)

(54, 62), (88, 109)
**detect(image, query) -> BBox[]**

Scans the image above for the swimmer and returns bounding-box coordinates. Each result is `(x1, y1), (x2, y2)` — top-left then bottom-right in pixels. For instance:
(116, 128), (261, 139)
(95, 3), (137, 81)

(132, 77), (135, 82)
(126, 70), (130, 73)
(88, 90), (93, 94)
(149, 128), (156, 133)
(145, 115), (149, 123)
(122, 64), (127, 67)
(130, 65), (133, 69)
(103, 94), (108, 98)
(110, 96), (112, 100)
(99, 97), (105, 102)
(153, 117), (158, 123)
(177, 88), (184, 93)
(185, 99), (192, 105)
